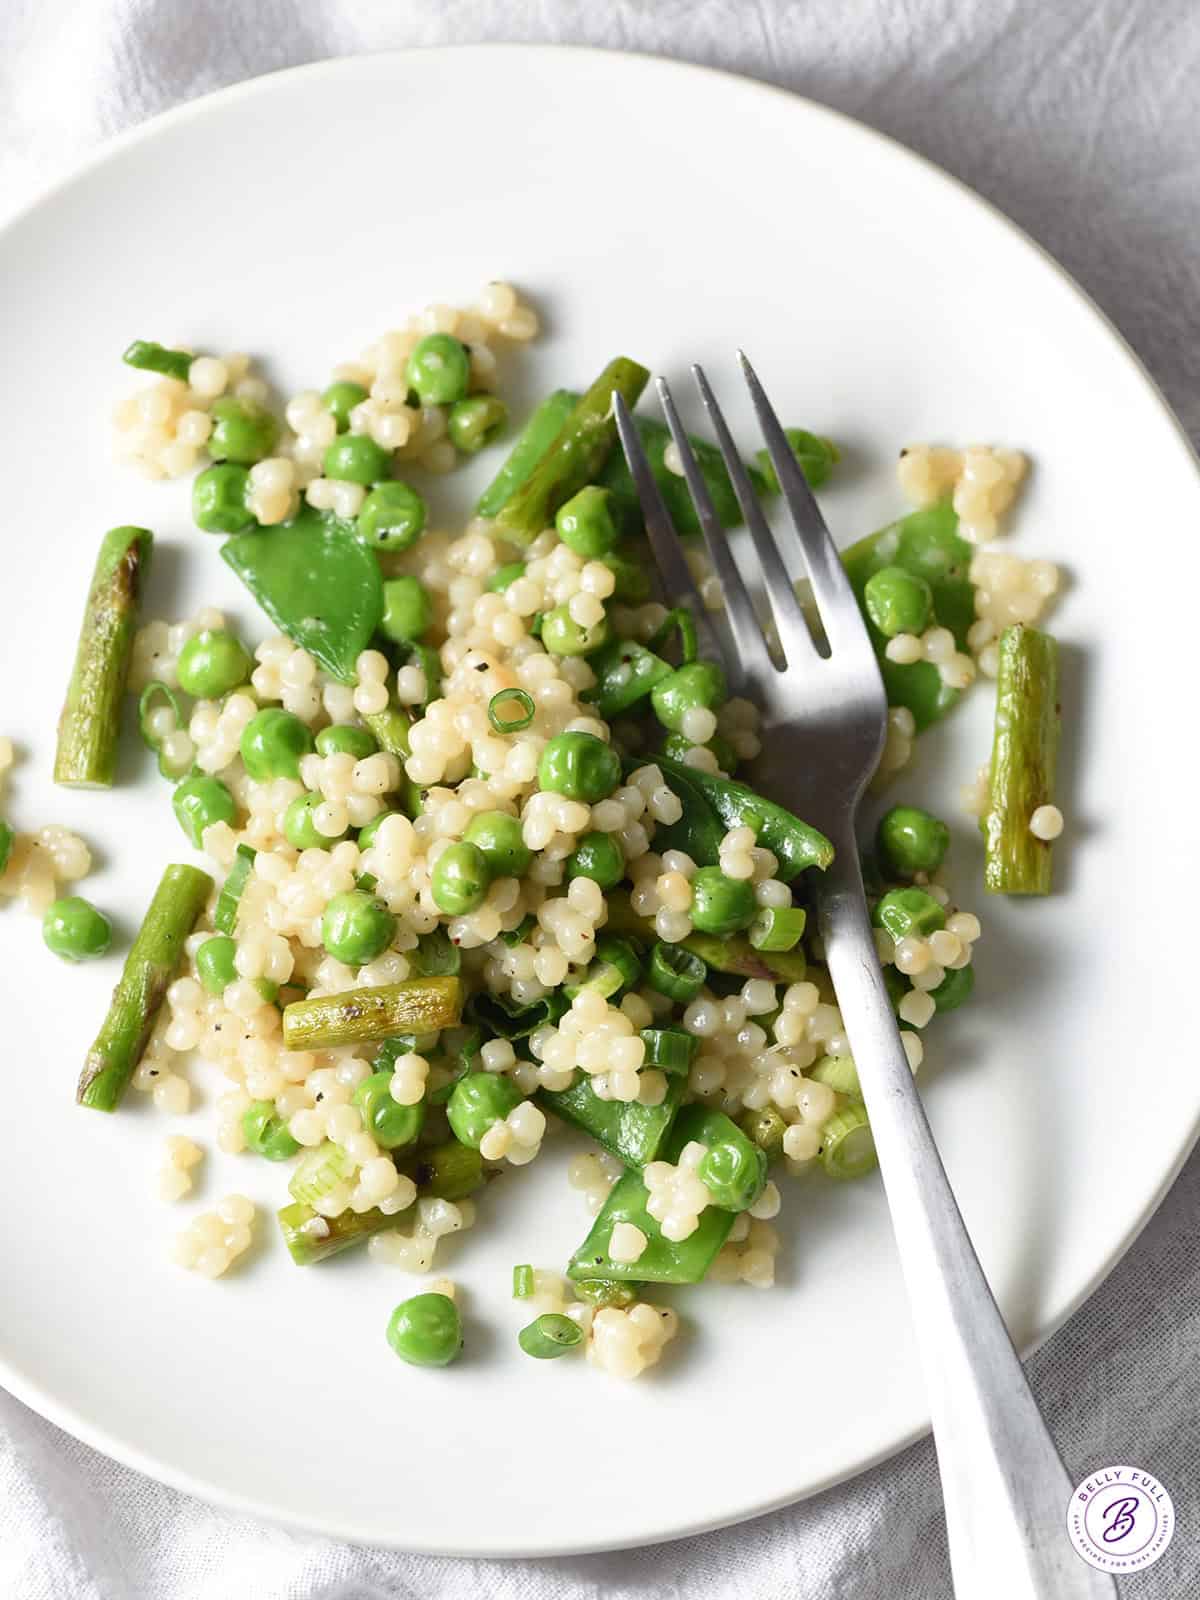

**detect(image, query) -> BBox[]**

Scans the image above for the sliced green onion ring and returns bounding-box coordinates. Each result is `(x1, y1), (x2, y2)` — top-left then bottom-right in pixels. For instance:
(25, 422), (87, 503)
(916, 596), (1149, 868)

(638, 1026), (697, 1074)
(646, 940), (707, 1003)
(820, 1103), (878, 1180)
(214, 843), (257, 935)
(488, 687), (535, 733)
(646, 606), (699, 665)
(138, 681), (191, 778)
(518, 1313), (584, 1359)
(748, 905), (806, 952)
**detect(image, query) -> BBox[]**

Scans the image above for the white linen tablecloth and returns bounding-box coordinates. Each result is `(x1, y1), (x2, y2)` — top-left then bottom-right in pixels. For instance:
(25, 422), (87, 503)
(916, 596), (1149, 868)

(2, 3), (1198, 1595)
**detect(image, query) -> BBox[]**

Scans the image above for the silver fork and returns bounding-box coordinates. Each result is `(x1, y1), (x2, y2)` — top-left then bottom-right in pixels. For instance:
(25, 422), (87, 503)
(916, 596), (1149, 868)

(613, 364), (1116, 1600)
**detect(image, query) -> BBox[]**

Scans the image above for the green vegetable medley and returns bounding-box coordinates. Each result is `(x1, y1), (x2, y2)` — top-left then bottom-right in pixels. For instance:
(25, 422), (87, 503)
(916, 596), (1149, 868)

(17, 284), (1063, 1378)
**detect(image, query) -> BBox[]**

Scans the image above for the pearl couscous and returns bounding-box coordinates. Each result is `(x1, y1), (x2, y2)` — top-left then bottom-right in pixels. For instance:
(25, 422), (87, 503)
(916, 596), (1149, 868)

(34, 291), (1067, 1376)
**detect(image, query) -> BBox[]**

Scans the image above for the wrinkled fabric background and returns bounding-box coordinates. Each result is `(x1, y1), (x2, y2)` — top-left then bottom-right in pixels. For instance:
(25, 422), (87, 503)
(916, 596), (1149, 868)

(1, 4), (1197, 1597)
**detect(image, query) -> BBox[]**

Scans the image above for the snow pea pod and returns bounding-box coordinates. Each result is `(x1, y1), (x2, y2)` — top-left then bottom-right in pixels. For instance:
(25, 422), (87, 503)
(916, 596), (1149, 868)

(221, 504), (383, 684)
(670, 1104), (766, 1212)
(465, 987), (568, 1041)
(567, 1168), (734, 1285)
(655, 756), (834, 880)
(840, 501), (974, 731)
(538, 1070), (684, 1169)
(634, 757), (725, 867)
(584, 638), (674, 719)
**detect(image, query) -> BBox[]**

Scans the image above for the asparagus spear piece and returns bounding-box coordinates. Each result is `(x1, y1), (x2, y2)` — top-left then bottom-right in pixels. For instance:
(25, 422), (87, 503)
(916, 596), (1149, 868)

(55, 526), (152, 788)
(479, 385), (838, 535)
(981, 624), (1060, 894)
(278, 1139), (485, 1264)
(362, 705), (422, 818)
(77, 863), (212, 1110)
(493, 357), (650, 545)
(282, 975), (462, 1051)
(476, 388), (576, 518)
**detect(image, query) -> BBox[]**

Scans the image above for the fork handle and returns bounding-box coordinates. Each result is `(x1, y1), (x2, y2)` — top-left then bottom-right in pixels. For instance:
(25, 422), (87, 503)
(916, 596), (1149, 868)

(817, 839), (1115, 1598)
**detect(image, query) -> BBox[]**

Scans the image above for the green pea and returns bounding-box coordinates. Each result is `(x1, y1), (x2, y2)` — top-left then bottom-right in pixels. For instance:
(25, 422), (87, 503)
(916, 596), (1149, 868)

(284, 792), (342, 850)
(873, 886), (946, 941)
(321, 380), (368, 432)
(357, 482), (427, 551)
(555, 485), (622, 558)
(537, 732), (621, 803)
(386, 1292), (462, 1367)
(315, 724), (378, 760)
(518, 1313), (584, 1359)
(42, 896), (111, 962)
(462, 811), (531, 878)
(698, 1139), (763, 1209)
(354, 1070), (426, 1150)
(0, 819), (13, 876)
(380, 576), (433, 644)
(541, 604), (609, 657)
(447, 394), (508, 454)
(240, 708), (315, 781)
(358, 809), (400, 850)
(446, 1071), (521, 1149)
(192, 463), (254, 533)
(485, 561), (526, 594)
(431, 841), (491, 915)
(565, 831), (624, 890)
(876, 805), (951, 879)
(172, 774), (237, 848)
(651, 660), (727, 732)
(207, 396), (279, 465)
(864, 565), (933, 638)
(323, 433), (391, 486)
(405, 333), (471, 405)
(689, 866), (757, 935)
(242, 1100), (301, 1161)
(196, 935), (238, 995)
(931, 964), (975, 1014)
(176, 629), (253, 698)
(320, 890), (396, 965)
(661, 729), (737, 773)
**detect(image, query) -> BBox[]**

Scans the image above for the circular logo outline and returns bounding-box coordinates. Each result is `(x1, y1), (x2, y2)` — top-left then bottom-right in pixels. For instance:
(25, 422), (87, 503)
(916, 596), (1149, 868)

(1066, 1464), (1175, 1574)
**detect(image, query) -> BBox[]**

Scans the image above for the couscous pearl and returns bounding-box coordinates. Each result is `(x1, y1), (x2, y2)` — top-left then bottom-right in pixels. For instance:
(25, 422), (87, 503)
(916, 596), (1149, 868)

(901, 1031), (924, 1072)
(1029, 804), (1064, 841)
(609, 1223), (648, 1263)
(897, 987), (936, 1028)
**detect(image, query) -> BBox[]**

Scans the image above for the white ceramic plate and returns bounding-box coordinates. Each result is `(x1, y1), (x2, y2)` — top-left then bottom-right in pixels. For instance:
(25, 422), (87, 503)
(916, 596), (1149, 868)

(0, 47), (1196, 1556)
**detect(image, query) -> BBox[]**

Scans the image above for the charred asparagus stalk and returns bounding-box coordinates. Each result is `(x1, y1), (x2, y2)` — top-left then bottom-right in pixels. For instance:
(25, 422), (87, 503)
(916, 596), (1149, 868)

(55, 526), (152, 788)
(282, 975), (462, 1051)
(981, 624), (1061, 894)
(493, 357), (649, 545)
(278, 1139), (485, 1265)
(77, 863), (212, 1110)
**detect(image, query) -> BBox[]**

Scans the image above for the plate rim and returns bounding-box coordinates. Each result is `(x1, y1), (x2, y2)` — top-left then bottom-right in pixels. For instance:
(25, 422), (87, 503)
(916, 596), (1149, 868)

(2, 42), (1198, 1555)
